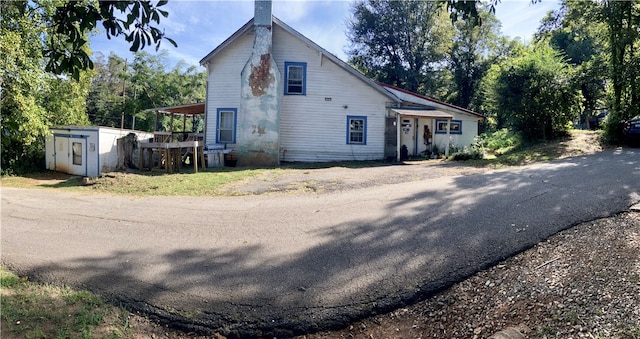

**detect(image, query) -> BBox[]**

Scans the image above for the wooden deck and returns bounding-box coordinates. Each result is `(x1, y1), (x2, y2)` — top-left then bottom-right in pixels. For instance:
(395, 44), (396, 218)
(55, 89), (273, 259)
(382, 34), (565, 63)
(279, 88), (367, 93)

(139, 140), (205, 173)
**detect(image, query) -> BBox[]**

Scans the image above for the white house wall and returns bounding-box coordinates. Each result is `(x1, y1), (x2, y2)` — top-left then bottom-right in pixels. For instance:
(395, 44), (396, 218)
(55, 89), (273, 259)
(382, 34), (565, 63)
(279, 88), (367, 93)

(205, 24), (391, 162)
(272, 25), (390, 162)
(431, 113), (479, 152)
(205, 32), (254, 146)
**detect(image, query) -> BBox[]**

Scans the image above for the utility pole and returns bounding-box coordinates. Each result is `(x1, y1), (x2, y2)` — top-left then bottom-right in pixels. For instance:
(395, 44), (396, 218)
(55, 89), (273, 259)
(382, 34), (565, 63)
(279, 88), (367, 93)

(121, 59), (127, 129)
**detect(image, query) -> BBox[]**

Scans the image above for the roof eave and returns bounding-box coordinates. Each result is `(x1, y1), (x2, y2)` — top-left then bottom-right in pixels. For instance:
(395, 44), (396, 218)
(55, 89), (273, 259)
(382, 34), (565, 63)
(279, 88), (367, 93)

(200, 19), (254, 66)
(199, 16), (400, 103)
(380, 83), (484, 119)
(272, 17), (400, 103)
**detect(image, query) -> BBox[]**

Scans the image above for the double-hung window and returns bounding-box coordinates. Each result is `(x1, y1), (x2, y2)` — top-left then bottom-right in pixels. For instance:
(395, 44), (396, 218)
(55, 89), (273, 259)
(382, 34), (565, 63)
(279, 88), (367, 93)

(347, 116), (367, 145)
(217, 108), (237, 143)
(435, 119), (462, 134)
(284, 62), (306, 95)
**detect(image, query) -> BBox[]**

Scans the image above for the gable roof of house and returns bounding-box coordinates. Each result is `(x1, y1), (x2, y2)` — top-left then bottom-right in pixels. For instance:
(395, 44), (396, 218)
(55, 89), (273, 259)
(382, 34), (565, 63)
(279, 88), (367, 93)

(199, 16), (399, 103)
(199, 16), (482, 119)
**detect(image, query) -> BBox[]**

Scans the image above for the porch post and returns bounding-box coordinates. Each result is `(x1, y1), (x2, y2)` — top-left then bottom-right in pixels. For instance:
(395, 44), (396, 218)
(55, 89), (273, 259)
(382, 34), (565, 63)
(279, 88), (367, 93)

(445, 118), (451, 157)
(396, 113), (401, 162)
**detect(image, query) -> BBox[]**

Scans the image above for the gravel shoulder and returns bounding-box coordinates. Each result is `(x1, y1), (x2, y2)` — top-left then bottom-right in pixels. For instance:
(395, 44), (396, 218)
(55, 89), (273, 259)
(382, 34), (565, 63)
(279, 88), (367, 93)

(304, 211), (640, 339)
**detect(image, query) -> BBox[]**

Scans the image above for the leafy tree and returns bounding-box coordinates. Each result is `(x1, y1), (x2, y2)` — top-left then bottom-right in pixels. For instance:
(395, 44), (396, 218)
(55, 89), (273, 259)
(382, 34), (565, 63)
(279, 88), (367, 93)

(346, 0), (453, 95)
(86, 53), (129, 127)
(445, 8), (509, 110)
(86, 51), (206, 133)
(1, 2), (91, 174)
(599, 1), (640, 142)
(536, 1), (608, 130)
(1, 0), (176, 80)
(483, 44), (581, 141)
(127, 52), (205, 132)
(1, 0), (175, 174)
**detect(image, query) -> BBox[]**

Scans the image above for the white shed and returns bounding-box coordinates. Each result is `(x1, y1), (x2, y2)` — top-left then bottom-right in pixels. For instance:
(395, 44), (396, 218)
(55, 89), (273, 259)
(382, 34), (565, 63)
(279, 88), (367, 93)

(45, 126), (154, 177)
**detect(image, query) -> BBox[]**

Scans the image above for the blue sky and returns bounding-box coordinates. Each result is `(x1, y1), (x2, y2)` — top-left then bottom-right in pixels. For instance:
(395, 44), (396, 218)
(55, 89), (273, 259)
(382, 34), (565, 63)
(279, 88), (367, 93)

(89, 0), (561, 70)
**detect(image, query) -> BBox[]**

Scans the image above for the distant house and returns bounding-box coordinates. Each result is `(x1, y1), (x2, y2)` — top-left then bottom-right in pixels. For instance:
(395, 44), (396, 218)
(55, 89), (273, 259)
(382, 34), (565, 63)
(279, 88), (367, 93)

(199, 0), (483, 166)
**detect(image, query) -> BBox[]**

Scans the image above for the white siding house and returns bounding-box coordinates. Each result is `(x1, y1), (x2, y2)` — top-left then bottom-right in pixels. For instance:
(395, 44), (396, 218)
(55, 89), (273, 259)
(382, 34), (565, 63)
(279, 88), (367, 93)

(45, 126), (153, 177)
(200, 1), (483, 165)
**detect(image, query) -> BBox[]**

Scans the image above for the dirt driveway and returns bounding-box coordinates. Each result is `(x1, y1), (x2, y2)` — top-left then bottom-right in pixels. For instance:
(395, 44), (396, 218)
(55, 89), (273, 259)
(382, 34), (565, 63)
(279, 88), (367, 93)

(223, 131), (606, 196)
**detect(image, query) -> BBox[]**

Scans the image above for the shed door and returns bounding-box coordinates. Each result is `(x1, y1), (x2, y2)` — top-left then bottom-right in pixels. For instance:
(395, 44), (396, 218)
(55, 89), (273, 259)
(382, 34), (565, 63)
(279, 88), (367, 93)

(55, 137), (86, 176)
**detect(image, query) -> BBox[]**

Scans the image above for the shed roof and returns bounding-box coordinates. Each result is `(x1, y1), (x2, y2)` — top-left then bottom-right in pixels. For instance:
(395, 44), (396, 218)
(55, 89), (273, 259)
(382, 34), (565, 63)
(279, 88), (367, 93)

(381, 83), (484, 119)
(149, 103), (205, 115)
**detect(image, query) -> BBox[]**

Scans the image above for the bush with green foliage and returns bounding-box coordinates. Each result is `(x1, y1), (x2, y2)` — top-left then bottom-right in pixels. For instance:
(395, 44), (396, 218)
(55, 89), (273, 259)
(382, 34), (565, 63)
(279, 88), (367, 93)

(450, 135), (485, 161)
(482, 44), (582, 142)
(480, 128), (523, 153)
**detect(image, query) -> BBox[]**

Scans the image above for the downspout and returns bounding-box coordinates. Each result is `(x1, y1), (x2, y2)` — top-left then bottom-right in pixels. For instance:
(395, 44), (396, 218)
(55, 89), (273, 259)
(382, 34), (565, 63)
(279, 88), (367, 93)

(204, 63), (209, 145)
(396, 113), (401, 162)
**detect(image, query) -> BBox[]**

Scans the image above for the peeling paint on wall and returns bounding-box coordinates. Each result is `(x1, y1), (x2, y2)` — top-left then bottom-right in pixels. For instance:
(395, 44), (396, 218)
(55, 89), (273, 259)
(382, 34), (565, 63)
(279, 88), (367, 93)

(249, 54), (275, 96)
(238, 2), (281, 167)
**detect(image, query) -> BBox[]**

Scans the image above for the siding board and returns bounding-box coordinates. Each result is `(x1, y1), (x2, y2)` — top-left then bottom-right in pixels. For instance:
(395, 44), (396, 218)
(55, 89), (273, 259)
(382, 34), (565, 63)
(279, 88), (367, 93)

(272, 25), (389, 162)
(204, 23), (391, 162)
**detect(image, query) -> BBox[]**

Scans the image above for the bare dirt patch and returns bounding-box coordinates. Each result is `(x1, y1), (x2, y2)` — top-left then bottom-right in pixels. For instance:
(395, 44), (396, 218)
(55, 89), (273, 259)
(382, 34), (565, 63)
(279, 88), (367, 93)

(222, 130), (606, 196)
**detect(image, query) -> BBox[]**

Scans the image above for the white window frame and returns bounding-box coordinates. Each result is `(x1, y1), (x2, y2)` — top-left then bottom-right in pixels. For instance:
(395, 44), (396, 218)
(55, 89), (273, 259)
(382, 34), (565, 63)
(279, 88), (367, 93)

(435, 119), (462, 134)
(217, 108), (237, 143)
(284, 62), (306, 95)
(347, 116), (367, 145)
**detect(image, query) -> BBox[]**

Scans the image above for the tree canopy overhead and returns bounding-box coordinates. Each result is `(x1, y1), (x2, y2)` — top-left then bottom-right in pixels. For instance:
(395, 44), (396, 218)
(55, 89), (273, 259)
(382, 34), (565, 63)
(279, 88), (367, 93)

(346, 0), (452, 95)
(1, 0), (176, 80)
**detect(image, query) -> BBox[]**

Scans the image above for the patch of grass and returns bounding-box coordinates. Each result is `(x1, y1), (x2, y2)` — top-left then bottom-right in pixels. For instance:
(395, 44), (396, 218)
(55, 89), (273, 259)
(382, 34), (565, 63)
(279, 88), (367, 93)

(454, 132), (582, 168)
(0, 267), (132, 339)
(1, 168), (264, 196)
(481, 128), (524, 154)
(458, 144), (559, 168)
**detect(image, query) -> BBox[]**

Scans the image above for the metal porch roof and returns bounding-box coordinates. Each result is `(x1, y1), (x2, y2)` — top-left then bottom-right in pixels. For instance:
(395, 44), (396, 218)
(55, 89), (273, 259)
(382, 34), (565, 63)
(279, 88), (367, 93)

(391, 109), (453, 119)
(150, 103), (205, 115)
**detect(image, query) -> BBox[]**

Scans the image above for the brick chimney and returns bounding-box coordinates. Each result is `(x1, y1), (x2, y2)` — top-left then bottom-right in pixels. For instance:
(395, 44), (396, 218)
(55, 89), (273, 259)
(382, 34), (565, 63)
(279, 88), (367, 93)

(237, 0), (281, 166)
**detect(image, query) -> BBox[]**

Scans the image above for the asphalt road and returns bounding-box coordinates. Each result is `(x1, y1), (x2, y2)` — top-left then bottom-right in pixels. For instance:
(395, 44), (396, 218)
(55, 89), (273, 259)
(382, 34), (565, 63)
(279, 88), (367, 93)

(2, 149), (639, 337)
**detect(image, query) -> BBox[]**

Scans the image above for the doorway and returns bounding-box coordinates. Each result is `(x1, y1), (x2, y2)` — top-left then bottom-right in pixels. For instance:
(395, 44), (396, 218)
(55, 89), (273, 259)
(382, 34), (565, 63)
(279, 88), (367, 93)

(55, 136), (87, 176)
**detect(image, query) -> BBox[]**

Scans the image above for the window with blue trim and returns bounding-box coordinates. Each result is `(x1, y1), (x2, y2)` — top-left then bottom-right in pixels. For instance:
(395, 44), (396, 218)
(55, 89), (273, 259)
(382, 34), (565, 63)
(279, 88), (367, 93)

(347, 116), (367, 144)
(435, 119), (462, 134)
(284, 62), (306, 95)
(217, 108), (237, 143)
